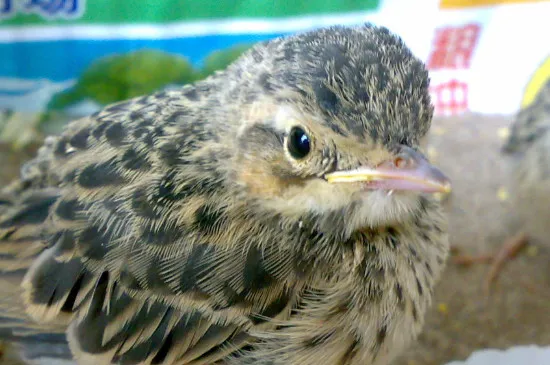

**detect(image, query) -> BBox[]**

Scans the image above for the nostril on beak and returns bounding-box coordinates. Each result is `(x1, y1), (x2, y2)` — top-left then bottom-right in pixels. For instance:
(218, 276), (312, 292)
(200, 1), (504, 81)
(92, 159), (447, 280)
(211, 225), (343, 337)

(394, 156), (408, 169)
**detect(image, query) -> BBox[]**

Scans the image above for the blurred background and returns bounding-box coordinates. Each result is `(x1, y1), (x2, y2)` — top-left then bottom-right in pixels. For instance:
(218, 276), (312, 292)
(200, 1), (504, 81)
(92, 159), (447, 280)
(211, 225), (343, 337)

(0, 0), (549, 364)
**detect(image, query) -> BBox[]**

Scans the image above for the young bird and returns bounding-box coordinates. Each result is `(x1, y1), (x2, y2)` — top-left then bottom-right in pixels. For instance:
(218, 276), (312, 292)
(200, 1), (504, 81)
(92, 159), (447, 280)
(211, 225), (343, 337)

(480, 80), (550, 290)
(0, 24), (451, 365)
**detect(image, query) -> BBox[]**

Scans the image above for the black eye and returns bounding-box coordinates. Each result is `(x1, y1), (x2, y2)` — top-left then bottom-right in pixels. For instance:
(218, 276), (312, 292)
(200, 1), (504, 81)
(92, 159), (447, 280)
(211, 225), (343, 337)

(287, 126), (311, 159)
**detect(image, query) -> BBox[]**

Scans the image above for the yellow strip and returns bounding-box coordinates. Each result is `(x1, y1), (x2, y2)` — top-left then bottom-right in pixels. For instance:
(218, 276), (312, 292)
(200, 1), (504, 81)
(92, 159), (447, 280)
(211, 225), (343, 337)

(521, 55), (550, 108)
(440, 0), (548, 9)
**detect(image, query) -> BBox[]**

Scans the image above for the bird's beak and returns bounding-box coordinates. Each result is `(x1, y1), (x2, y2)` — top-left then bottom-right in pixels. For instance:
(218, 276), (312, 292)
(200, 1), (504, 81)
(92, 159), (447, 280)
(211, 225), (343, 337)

(325, 146), (452, 194)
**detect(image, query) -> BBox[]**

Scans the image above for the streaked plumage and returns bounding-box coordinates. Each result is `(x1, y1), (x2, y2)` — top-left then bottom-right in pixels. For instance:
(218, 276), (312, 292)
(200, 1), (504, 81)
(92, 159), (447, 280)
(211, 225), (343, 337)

(0, 24), (450, 365)
(483, 80), (550, 286)
(503, 80), (550, 238)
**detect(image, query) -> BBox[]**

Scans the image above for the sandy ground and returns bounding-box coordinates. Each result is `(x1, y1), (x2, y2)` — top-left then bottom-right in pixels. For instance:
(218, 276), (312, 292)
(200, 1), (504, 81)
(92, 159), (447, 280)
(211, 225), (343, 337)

(395, 114), (550, 365)
(0, 114), (549, 365)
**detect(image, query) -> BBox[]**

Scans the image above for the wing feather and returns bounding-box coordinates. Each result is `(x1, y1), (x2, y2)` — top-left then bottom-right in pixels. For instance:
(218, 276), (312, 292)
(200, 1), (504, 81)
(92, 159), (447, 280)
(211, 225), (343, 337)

(1, 86), (302, 364)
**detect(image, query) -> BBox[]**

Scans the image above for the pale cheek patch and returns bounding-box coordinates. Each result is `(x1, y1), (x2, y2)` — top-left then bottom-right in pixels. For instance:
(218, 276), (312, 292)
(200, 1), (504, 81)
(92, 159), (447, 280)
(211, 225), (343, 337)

(347, 192), (419, 231)
(264, 179), (420, 231)
(300, 182), (355, 214)
(272, 105), (297, 132)
(237, 99), (284, 137)
(263, 180), (353, 218)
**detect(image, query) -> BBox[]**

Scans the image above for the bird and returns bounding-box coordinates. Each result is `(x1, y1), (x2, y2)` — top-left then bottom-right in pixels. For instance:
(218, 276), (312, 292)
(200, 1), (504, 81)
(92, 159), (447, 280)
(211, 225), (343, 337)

(461, 79), (550, 291)
(0, 23), (452, 365)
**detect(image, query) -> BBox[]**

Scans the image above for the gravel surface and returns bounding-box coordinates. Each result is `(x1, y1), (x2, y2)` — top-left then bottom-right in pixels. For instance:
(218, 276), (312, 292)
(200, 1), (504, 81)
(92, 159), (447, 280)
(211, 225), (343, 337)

(395, 114), (550, 365)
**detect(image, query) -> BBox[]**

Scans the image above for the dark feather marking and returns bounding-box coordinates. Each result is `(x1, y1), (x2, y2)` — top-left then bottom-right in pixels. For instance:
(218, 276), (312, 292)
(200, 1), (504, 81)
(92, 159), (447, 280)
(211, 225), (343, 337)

(408, 246), (419, 261)
(217, 282), (248, 309)
(119, 268), (143, 291)
(53, 138), (68, 157)
(153, 171), (191, 204)
(92, 122), (109, 140)
(248, 290), (291, 325)
(182, 87), (199, 101)
(0, 228), (15, 240)
(165, 110), (191, 126)
(193, 331), (250, 364)
(152, 310), (242, 364)
(131, 187), (160, 219)
(153, 126), (166, 139)
(184, 323), (240, 362)
(158, 141), (184, 166)
(303, 330), (335, 348)
(178, 244), (214, 293)
(134, 116), (153, 127)
(152, 173), (222, 208)
(240, 124), (284, 152)
(55, 199), (85, 221)
(258, 72), (275, 93)
(73, 272), (115, 354)
(371, 324), (387, 360)
(60, 272), (87, 313)
(415, 277), (423, 296)
(243, 245), (276, 292)
(105, 287), (134, 320)
(329, 296), (352, 316)
(386, 227), (399, 249)
(394, 283), (404, 309)
(49, 230), (75, 254)
(122, 148), (151, 171)
(149, 311), (201, 363)
(180, 121), (212, 143)
(376, 325), (387, 347)
(419, 231), (430, 242)
(63, 169), (78, 184)
(112, 309), (173, 365)
(78, 160), (123, 188)
(28, 256), (82, 307)
(150, 329), (174, 364)
(21, 191), (58, 205)
(424, 261), (433, 275)
(75, 277), (168, 355)
(132, 127), (149, 139)
(77, 225), (113, 261)
(69, 127), (91, 149)
(412, 305), (418, 322)
(314, 81), (340, 114)
(0, 195), (57, 228)
(105, 122), (127, 146)
(194, 203), (228, 235)
(342, 338), (360, 363)
(105, 101), (133, 112)
(144, 256), (177, 294)
(141, 223), (185, 246)
(142, 131), (155, 147)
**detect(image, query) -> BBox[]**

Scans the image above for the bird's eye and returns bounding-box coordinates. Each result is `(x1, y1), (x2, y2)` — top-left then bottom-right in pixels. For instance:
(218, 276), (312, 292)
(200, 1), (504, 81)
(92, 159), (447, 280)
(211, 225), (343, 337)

(287, 126), (311, 159)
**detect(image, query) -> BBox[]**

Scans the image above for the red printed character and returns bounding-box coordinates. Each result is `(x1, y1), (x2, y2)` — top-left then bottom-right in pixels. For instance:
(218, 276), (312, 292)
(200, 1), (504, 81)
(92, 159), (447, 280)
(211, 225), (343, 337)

(427, 23), (481, 70)
(430, 79), (468, 116)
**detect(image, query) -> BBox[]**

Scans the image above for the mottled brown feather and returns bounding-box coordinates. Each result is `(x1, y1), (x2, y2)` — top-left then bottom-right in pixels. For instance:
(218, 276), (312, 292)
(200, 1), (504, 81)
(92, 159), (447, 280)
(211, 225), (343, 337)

(0, 23), (449, 365)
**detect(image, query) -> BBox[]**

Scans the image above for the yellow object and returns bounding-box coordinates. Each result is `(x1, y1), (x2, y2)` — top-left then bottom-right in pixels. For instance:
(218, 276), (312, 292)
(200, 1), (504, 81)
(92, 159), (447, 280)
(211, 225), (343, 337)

(427, 146), (438, 160)
(432, 126), (446, 136)
(497, 127), (510, 140)
(497, 186), (509, 201)
(440, 0), (548, 9)
(521, 55), (550, 108)
(437, 302), (449, 315)
(526, 245), (539, 257)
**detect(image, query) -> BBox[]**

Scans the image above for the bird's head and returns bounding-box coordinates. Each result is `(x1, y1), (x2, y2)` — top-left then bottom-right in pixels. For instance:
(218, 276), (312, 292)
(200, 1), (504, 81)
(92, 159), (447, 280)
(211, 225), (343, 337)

(502, 80), (550, 155)
(222, 24), (451, 236)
